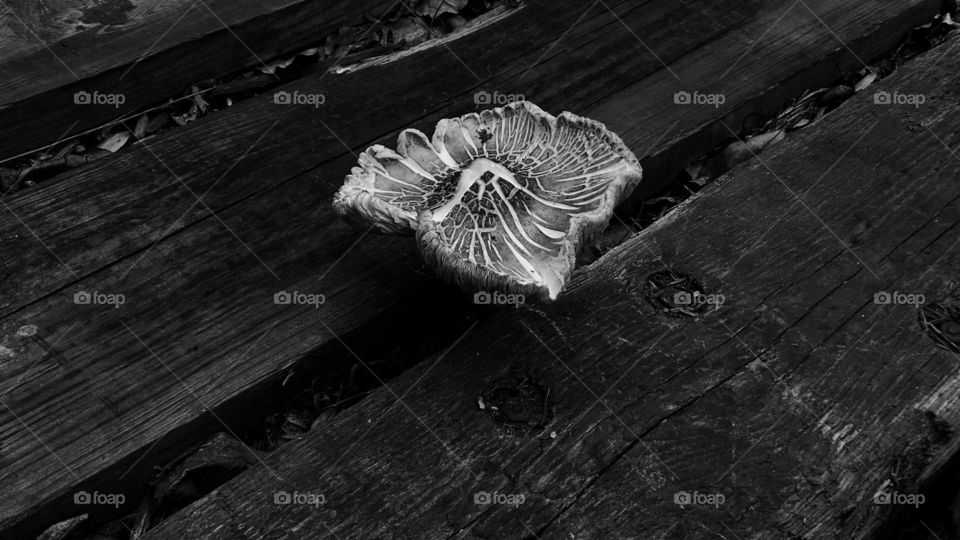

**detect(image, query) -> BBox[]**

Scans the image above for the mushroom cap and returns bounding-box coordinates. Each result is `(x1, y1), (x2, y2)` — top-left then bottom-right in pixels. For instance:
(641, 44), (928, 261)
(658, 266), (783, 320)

(333, 101), (642, 300)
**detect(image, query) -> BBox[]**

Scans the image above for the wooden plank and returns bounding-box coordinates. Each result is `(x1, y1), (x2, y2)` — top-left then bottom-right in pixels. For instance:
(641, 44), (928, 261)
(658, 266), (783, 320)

(0, 0), (395, 162)
(1, 0), (936, 317)
(0, 0), (939, 536)
(144, 31), (960, 539)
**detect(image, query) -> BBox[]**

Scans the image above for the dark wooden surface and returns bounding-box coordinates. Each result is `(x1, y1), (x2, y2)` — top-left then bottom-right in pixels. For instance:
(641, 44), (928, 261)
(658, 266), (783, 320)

(146, 31), (960, 539)
(0, 0), (940, 536)
(0, 0), (395, 162)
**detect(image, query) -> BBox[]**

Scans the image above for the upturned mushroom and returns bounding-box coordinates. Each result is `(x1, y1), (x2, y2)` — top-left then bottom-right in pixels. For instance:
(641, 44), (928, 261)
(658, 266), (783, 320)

(333, 101), (642, 300)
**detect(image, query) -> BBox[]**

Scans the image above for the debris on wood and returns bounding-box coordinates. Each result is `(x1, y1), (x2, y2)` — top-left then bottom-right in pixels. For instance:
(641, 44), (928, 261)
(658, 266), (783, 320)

(919, 304), (960, 354)
(388, 17), (433, 45)
(35, 514), (86, 540)
(595, 10), (960, 259)
(414, 0), (470, 18)
(150, 432), (264, 523)
(128, 496), (152, 540)
(854, 69), (878, 92)
(639, 270), (718, 318)
(818, 84), (855, 108)
(190, 85), (209, 114)
(722, 129), (785, 169)
(0, 0), (521, 196)
(133, 114), (150, 139)
(445, 14), (468, 31)
(259, 56), (298, 75)
(98, 132), (131, 153)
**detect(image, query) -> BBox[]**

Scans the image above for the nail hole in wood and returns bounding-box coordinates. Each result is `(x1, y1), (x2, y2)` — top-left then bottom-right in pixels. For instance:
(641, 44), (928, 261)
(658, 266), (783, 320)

(479, 369), (553, 434)
(641, 270), (720, 318)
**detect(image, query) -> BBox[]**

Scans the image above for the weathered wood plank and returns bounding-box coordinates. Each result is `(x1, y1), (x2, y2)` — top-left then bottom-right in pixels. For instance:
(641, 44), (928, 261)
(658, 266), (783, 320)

(0, 0), (395, 162)
(0, 0), (940, 536)
(145, 30), (960, 540)
(2, 0), (936, 317)
(0, 1), (743, 533)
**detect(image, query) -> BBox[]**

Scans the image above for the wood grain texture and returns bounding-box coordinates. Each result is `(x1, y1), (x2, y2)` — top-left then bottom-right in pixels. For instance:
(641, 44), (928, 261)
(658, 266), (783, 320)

(0, 0), (396, 162)
(145, 31), (960, 539)
(1, 0), (936, 318)
(0, 0), (940, 536)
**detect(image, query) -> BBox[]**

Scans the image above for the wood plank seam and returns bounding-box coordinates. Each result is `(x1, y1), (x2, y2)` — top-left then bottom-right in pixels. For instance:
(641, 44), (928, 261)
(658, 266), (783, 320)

(0, 2), (944, 536)
(142, 27), (960, 538)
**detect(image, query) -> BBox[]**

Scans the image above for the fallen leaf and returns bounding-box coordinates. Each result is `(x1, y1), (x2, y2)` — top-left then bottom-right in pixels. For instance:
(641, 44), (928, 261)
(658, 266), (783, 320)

(414, 0), (469, 17)
(258, 56), (296, 75)
(723, 130), (785, 168)
(818, 85), (855, 108)
(145, 112), (170, 134)
(153, 432), (263, 504)
(171, 103), (199, 126)
(133, 114), (150, 138)
(98, 132), (131, 153)
(446, 14), (468, 31)
(745, 129), (785, 150)
(36, 514), (87, 540)
(854, 70), (878, 92)
(387, 17), (431, 45)
(191, 86), (209, 113)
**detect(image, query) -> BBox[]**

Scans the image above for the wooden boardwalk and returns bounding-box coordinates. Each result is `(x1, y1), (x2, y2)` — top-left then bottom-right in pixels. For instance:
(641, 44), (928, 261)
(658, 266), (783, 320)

(1, 0), (956, 538)
(0, 0), (396, 161)
(147, 30), (960, 540)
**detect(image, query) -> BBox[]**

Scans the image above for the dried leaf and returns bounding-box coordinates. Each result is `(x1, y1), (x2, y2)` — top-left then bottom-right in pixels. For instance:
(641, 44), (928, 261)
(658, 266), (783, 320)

(723, 130), (785, 168)
(145, 112), (170, 134)
(414, 0), (469, 17)
(387, 17), (431, 45)
(171, 103), (199, 126)
(98, 132), (131, 153)
(745, 129), (785, 150)
(154, 432), (262, 503)
(191, 86), (209, 114)
(446, 14), (468, 32)
(36, 514), (87, 540)
(819, 85), (855, 107)
(854, 70), (878, 92)
(258, 56), (296, 75)
(133, 114), (150, 139)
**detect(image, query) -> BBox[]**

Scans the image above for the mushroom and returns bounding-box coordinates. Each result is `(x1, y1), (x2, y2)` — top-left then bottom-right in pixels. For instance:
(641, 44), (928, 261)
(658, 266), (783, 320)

(333, 101), (642, 300)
